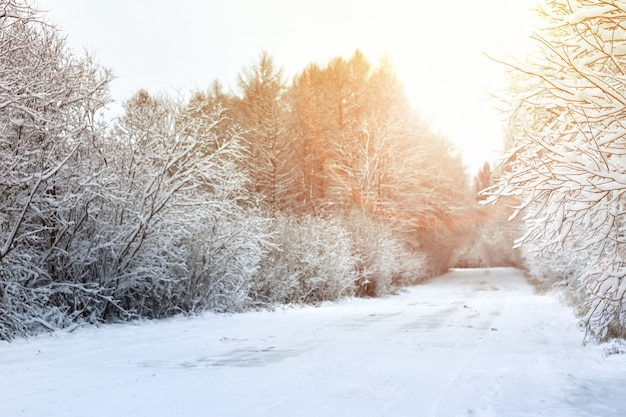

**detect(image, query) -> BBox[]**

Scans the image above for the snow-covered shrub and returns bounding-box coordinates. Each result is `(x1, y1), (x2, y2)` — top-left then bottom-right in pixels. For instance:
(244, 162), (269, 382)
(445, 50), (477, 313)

(249, 213), (357, 305)
(177, 205), (271, 313)
(522, 237), (589, 300)
(0, 62), (272, 339)
(343, 211), (396, 296)
(389, 241), (430, 288)
(84, 92), (267, 319)
(340, 210), (428, 296)
(453, 204), (523, 269)
(0, 2), (112, 339)
(519, 226), (626, 340)
(0, 263), (61, 340)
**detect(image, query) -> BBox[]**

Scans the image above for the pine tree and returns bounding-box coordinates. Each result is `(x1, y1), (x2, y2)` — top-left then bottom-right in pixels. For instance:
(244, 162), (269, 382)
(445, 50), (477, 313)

(474, 162), (492, 201)
(237, 51), (300, 210)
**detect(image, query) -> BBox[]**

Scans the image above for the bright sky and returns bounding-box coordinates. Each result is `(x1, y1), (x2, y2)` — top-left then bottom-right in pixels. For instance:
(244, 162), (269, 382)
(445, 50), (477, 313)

(38, 0), (535, 174)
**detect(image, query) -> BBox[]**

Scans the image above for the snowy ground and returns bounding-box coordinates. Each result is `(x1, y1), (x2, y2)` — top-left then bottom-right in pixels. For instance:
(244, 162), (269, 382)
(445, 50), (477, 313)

(1, 267), (625, 417)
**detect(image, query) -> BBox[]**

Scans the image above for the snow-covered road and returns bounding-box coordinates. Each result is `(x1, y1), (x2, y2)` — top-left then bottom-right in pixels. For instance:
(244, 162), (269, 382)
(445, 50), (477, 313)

(1, 268), (625, 417)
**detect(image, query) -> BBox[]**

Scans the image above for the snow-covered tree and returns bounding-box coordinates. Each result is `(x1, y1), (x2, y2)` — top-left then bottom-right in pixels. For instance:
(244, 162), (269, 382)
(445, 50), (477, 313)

(287, 51), (471, 273)
(286, 63), (330, 208)
(474, 162), (493, 201)
(101, 90), (270, 317)
(249, 212), (357, 305)
(452, 203), (523, 269)
(237, 52), (301, 210)
(340, 209), (428, 296)
(288, 52), (470, 214)
(0, 0), (112, 338)
(324, 56), (412, 212)
(486, 0), (626, 340)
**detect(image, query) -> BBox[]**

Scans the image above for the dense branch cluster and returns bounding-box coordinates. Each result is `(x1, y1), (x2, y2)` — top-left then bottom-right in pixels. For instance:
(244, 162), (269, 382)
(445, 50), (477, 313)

(487, 0), (626, 340)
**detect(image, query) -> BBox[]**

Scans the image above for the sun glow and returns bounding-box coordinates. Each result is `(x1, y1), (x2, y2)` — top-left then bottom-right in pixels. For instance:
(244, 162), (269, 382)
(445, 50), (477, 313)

(43, 0), (536, 173)
(378, 1), (537, 174)
(263, 0), (538, 173)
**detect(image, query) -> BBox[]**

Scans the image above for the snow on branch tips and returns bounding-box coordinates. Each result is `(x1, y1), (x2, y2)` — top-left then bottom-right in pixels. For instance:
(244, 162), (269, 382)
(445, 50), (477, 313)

(487, 0), (626, 340)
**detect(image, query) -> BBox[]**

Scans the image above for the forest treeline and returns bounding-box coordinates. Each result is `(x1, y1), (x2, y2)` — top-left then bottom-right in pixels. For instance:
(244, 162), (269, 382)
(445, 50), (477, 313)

(0, 1), (515, 340)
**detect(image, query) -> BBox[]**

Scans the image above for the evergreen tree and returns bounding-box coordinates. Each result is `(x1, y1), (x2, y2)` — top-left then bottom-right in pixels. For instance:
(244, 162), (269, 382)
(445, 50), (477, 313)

(237, 51), (300, 210)
(474, 162), (493, 201)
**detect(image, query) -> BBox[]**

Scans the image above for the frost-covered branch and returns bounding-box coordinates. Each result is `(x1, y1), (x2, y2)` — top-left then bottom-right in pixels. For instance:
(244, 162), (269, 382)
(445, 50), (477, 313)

(487, 0), (626, 340)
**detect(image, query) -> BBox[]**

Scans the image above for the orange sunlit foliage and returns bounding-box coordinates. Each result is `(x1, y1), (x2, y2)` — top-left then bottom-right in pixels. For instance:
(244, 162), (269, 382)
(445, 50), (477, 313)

(288, 51), (462, 209)
(233, 50), (472, 270)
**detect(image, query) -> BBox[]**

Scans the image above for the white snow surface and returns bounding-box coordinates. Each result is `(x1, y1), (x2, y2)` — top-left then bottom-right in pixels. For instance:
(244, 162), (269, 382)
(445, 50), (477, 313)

(1, 268), (625, 417)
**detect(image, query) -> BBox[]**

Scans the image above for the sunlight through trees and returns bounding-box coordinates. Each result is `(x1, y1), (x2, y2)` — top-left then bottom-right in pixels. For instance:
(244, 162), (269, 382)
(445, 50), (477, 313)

(0, 0), (488, 340)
